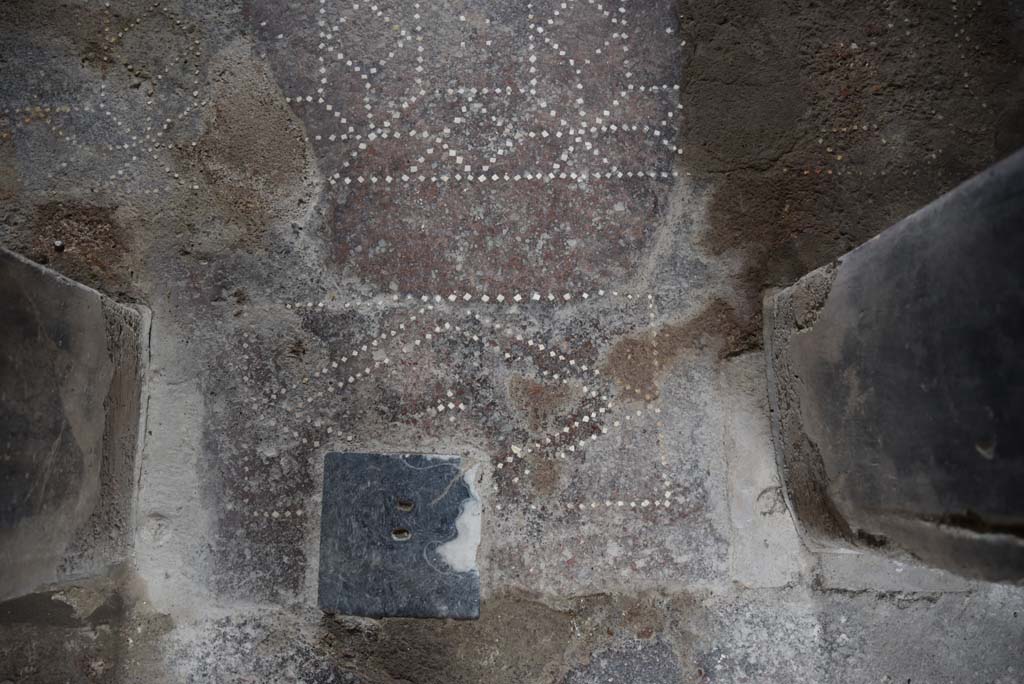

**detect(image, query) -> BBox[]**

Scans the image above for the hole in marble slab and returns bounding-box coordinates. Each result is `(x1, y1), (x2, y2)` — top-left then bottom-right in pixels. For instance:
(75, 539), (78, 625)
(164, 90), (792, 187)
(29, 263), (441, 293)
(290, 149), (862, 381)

(391, 528), (412, 541)
(396, 498), (415, 512)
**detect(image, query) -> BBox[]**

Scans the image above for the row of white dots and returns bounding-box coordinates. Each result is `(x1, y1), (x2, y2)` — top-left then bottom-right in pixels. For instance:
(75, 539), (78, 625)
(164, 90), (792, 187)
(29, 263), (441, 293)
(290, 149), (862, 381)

(286, 290), (653, 307)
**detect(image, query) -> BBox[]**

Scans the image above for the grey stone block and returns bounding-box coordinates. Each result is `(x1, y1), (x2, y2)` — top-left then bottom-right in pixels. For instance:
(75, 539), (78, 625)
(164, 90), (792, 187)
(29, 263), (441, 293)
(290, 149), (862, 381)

(0, 247), (149, 601)
(318, 452), (481, 619)
(764, 148), (1024, 581)
(814, 551), (975, 593)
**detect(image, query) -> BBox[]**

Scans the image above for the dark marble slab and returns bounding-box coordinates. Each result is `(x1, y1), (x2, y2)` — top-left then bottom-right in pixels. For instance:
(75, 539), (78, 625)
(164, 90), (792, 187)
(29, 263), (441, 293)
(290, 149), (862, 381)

(318, 452), (480, 619)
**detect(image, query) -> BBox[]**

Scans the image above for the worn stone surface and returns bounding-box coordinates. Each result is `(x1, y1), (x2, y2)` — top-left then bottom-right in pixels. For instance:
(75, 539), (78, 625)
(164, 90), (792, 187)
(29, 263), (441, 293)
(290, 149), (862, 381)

(813, 551), (975, 594)
(0, 576), (130, 683)
(763, 263), (849, 549)
(0, 247), (148, 603)
(564, 638), (683, 684)
(0, 0), (1022, 681)
(318, 452), (480, 619)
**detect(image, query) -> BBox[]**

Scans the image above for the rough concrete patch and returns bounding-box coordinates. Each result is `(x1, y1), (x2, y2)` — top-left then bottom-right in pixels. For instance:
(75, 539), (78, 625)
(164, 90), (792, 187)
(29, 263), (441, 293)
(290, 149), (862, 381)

(189, 38), (319, 250)
(168, 611), (363, 684)
(0, 570), (143, 683)
(694, 587), (825, 682)
(318, 591), (701, 684)
(328, 594), (578, 684)
(0, 138), (20, 201)
(529, 455), (564, 498)
(763, 263), (852, 552)
(681, 0), (1024, 354)
(2, 201), (139, 300)
(564, 638), (683, 684)
(602, 297), (756, 402)
(678, 7), (807, 174)
(507, 374), (579, 433)
(0, 570), (122, 629)
(785, 263), (837, 332)
(0, 620), (125, 683)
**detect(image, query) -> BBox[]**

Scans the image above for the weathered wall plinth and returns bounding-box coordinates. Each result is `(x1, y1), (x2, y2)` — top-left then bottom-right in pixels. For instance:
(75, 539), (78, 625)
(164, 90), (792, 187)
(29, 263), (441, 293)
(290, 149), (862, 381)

(765, 149), (1024, 583)
(0, 247), (149, 600)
